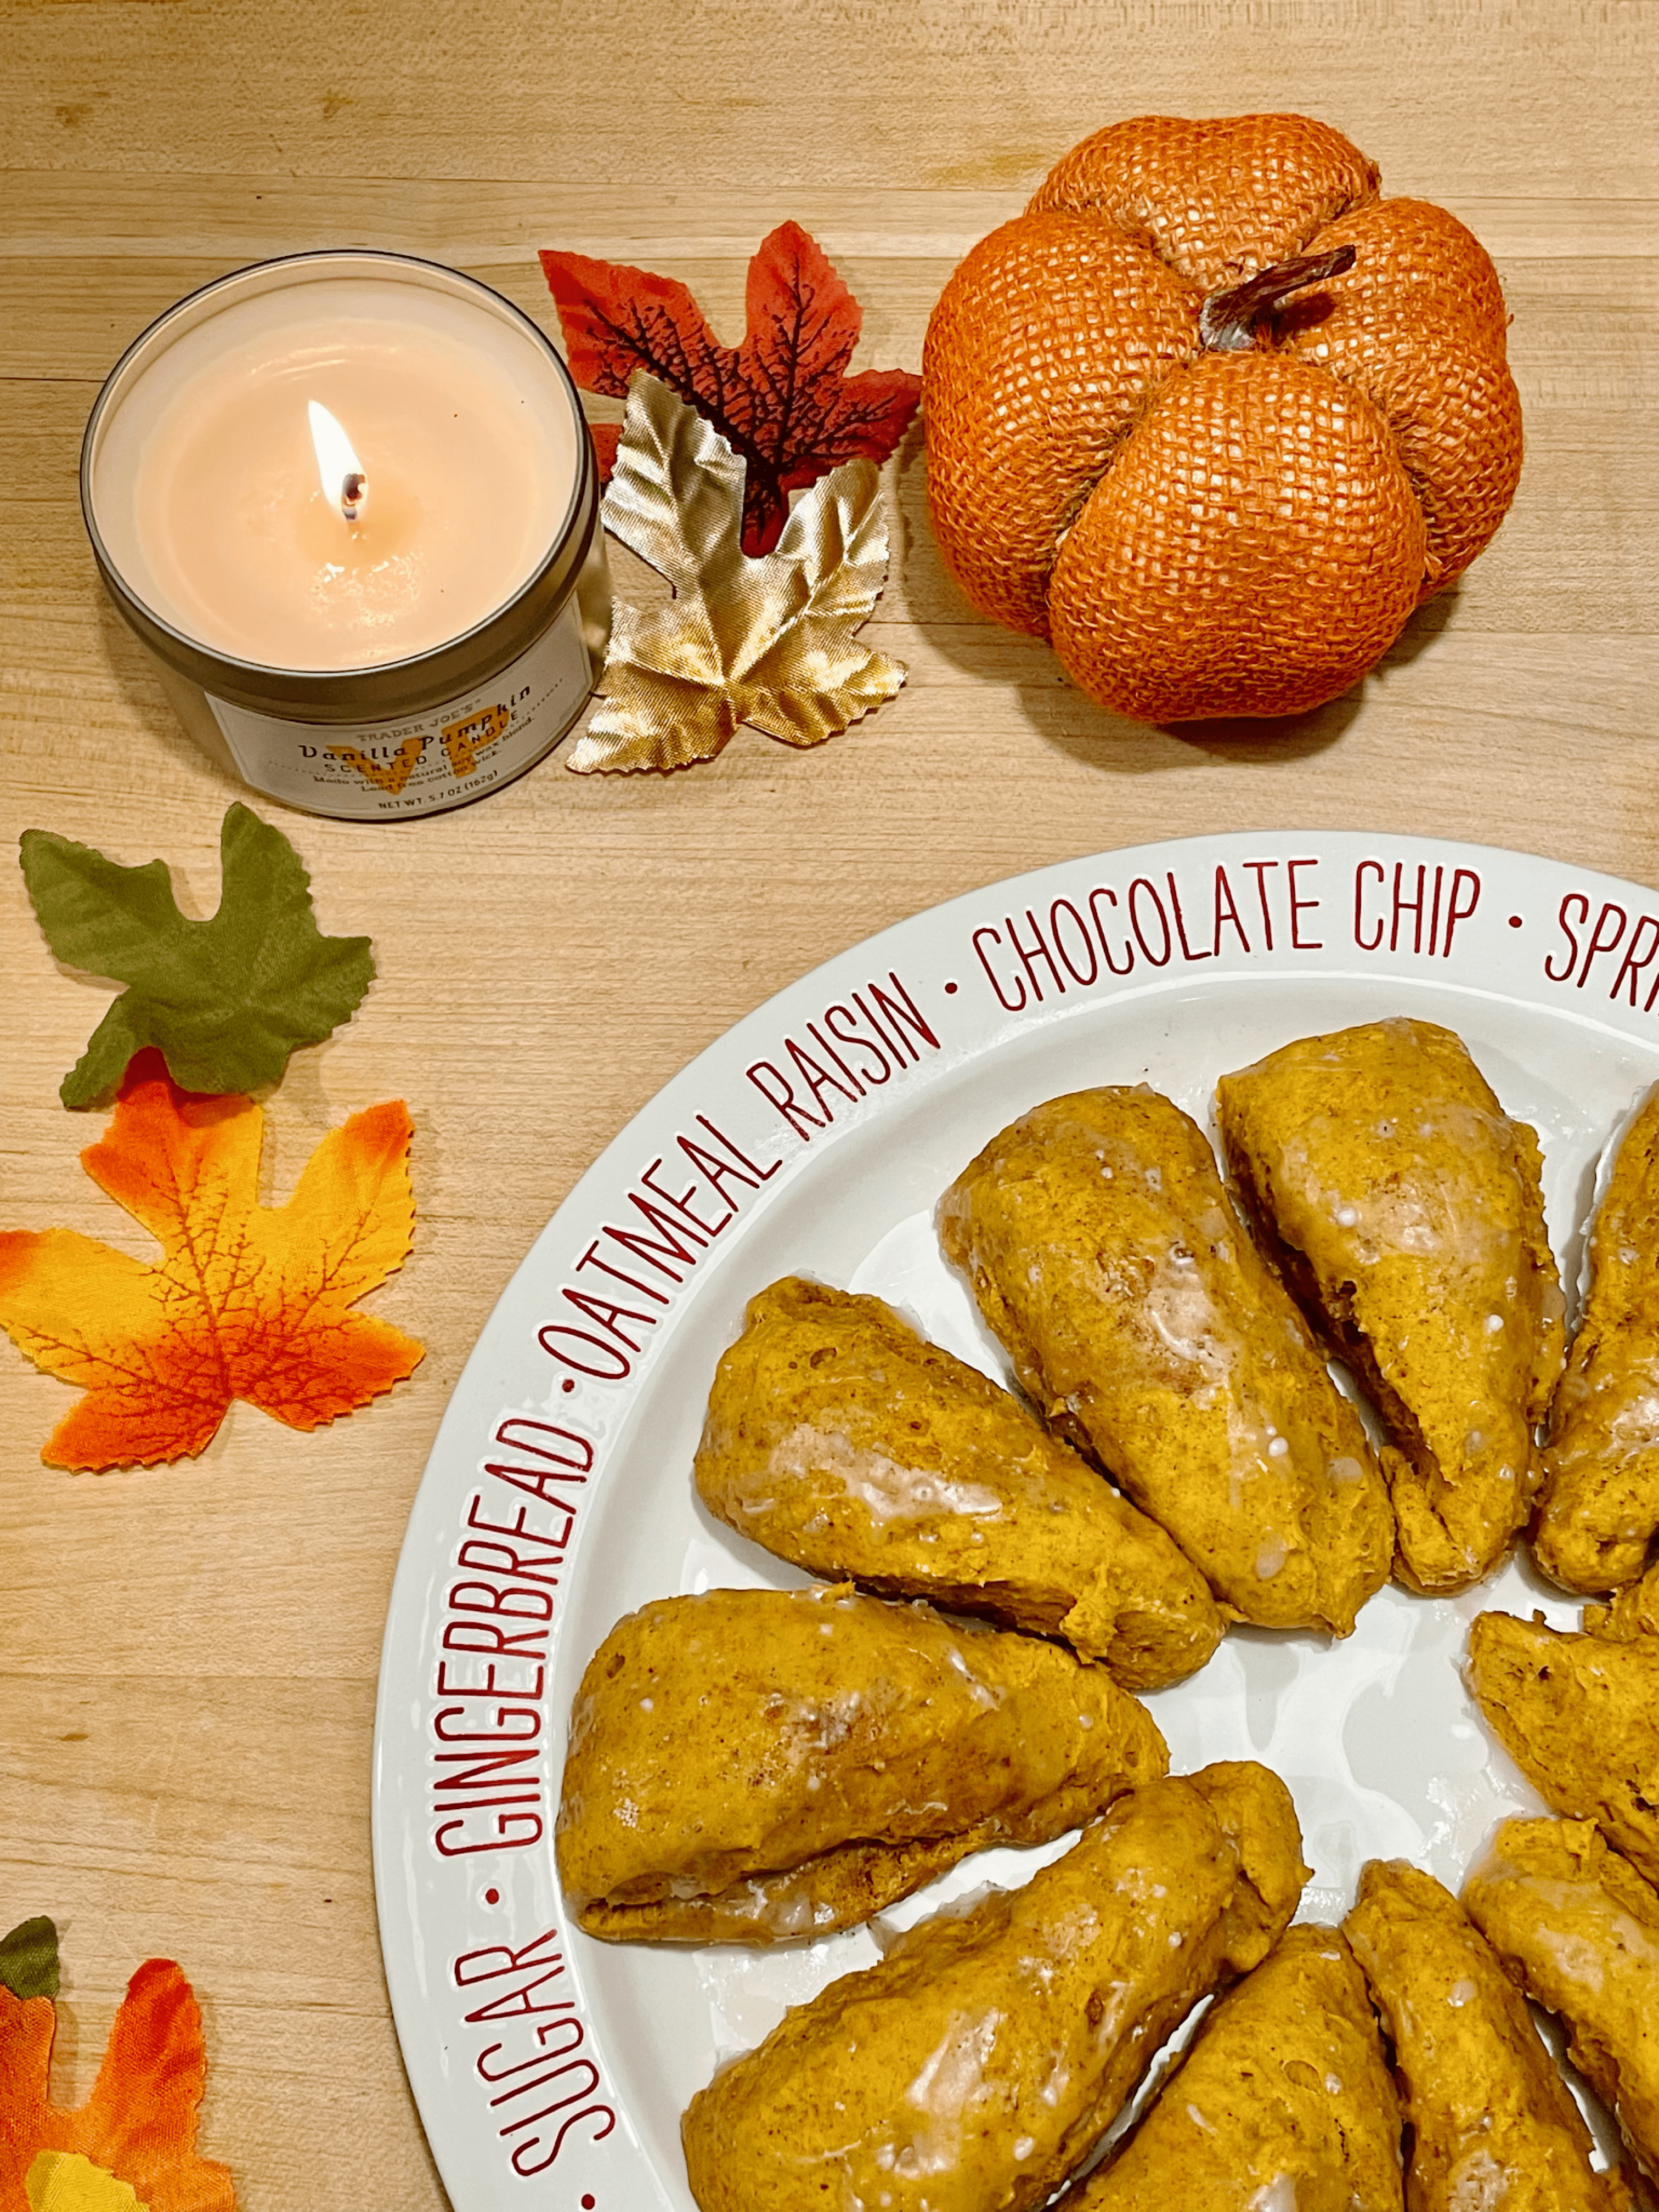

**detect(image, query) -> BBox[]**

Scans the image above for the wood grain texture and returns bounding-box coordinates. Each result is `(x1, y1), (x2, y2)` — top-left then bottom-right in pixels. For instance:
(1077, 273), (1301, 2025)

(1, 1), (1656, 2206)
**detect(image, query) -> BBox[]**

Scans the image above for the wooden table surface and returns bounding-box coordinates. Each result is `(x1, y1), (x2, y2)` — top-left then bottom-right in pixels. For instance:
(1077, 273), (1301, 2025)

(2, 2), (1655, 2204)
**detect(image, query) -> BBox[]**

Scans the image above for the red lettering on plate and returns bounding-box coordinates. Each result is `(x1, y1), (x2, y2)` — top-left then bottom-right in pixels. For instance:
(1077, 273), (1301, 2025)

(1166, 871), (1211, 962)
(535, 1324), (631, 1379)
(748, 1057), (825, 1136)
(449, 1929), (618, 2177)
(559, 1284), (658, 1353)
(973, 924), (1024, 1011)
(1242, 860), (1279, 949)
(1546, 893), (1587, 981)
(1577, 900), (1629, 989)
(1444, 868), (1480, 953)
(1006, 907), (1065, 1002)
(1355, 860), (1385, 951)
(575, 1240), (669, 1306)
(787, 1032), (860, 1118)
(1212, 866), (1250, 955)
(824, 1001), (894, 1085)
(1612, 915), (1659, 1009)
(1088, 887), (1135, 975)
(435, 1810), (544, 1855)
(866, 973), (939, 1063)
(454, 1927), (565, 1987)
(1128, 877), (1172, 967)
(807, 1018), (865, 1098)
(1286, 859), (1323, 949)
(1049, 898), (1099, 985)
(602, 1184), (706, 1279)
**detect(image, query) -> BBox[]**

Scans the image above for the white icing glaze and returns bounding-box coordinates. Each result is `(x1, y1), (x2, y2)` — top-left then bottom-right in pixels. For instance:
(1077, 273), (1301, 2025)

(768, 1425), (1007, 1525)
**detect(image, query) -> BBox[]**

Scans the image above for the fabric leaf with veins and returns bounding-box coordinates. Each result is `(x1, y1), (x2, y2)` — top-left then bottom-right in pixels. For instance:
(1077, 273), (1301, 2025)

(540, 221), (921, 555)
(569, 375), (906, 775)
(0, 1048), (421, 1470)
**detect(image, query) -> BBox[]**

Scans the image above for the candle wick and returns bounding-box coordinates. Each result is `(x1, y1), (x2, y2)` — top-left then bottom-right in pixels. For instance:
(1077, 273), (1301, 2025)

(341, 471), (368, 524)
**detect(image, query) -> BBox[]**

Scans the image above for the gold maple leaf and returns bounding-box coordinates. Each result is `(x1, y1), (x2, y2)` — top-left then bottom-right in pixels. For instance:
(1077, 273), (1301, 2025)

(568, 373), (907, 774)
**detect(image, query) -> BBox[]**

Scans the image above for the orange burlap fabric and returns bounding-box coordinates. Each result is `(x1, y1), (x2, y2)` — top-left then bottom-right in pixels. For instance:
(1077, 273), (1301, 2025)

(922, 114), (1522, 723)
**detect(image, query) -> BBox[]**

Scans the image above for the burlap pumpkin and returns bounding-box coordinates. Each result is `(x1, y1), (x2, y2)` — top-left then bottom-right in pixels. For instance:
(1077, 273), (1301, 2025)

(923, 114), (1522, 723)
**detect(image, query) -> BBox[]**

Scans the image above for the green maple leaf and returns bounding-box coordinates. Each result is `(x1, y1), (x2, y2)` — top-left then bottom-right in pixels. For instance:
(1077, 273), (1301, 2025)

(20, 803), (375, 1107)
(0, 1915), (60, 1999)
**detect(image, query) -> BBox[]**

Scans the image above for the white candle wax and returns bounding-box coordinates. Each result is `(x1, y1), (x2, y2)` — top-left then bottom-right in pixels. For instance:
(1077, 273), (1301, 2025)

(89, 272), (581, 673)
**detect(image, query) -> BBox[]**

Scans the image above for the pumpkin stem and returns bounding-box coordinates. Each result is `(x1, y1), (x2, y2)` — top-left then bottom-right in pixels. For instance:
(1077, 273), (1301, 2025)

(1198, 244), (1358, 353)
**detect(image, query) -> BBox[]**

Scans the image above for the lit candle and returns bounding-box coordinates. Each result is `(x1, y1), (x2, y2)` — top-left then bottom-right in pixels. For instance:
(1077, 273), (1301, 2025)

(83, 251), (609, 820)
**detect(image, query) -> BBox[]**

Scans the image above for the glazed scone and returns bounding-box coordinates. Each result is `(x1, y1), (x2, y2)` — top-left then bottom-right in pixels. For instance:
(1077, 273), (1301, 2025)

(1058, 1926), (1403, 2211)
(556, 1583), (1166, 1942)
(1535, 1085), (1659, 1592)
(1468, 1590), (1659, 1888)
(1345, 1859), (1633, 2211)
(1463, 1816), (1659, 2180)
(694, 1277), (1224, 1689)
(937, 1086), (1393, 1634)
(1587, 1561), (1659, 1641)
(680, 1762), (1309, 2212)
(1216, 1017), (1565, 1594)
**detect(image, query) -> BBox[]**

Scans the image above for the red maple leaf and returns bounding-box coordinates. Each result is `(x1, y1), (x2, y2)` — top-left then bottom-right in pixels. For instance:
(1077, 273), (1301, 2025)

(540, 222), (921, 555)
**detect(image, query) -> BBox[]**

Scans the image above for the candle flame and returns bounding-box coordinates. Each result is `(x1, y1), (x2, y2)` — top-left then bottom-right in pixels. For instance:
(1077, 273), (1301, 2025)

(308, 400), (368, 522)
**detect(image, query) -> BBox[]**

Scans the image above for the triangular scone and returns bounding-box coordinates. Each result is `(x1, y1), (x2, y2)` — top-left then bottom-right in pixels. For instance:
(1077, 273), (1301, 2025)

(695, 1277), (1223, 1690)
(1057, 1925), (1402, 2210)
(1216, 1017), (1565, 1594)
(556, 1583), (1166, 1942)
(1469, 1576), (1659, 1888)
(1535, 1084), (1659, 1592)
(1345, 1859), (1634, 2210)
(681, 1763), (1309, 2212)
(1464, 1817), (1659, 2182)
(938, 1087), (1393, 1635)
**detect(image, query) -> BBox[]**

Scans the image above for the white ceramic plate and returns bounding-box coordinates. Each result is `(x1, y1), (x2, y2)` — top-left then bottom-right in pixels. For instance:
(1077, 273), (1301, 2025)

(373, 830), (1659, 2210)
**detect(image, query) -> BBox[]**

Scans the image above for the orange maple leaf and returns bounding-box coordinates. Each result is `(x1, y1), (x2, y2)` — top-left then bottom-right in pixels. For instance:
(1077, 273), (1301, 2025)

(0, 1048), (422, 1470)
(0, 1960), (236, 2211)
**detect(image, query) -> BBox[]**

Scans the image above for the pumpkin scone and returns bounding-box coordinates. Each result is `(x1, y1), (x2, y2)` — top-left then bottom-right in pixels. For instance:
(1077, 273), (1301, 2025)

(556, 1583), (1166, 1943)
(693, 1277), (1223, 1690)
(1056, 1924), (1403, 2211)
(1216, 1017), (1565, 1594)
(936, 1087), (1393, 1634)
(680, 1762), (1309, 2212)
(1534, 1084), (1659, 1593)
(1345, 1859), (1634, 2211)
(1464, 1816), (1659, 2180)
(1468, 1578), (1659, 1888)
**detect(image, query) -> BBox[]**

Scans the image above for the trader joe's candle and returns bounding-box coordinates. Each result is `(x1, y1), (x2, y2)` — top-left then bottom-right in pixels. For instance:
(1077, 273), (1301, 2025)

(83, 251), (608, 820)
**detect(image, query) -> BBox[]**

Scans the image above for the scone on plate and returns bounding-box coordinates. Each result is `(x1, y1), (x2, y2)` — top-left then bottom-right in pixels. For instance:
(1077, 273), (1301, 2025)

(1468, 1576), (1659, 1888)
(680, 1763), (1309, 2212)
(1057, 1925), (1403, 2210)
(556, 1583), (1166, 1942)
(1534, 1084), (1659, 1593)
(938, 1086), (1393, 1635)
(1216, 1017), (1565, 1594)
(1463, 1815), (1659, 2182)
(694, 1276), (1224, 1689)
(1345, 1857), (1634, 2210)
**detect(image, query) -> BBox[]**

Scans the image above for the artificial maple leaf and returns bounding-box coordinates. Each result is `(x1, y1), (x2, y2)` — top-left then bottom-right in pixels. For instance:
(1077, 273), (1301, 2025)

(1, 1957), (236, 2212)
(0, 1049), (421, 1470)
(568, 376), (906, 775)
(27, 2152), (145, 2210)
(0, 1922), (59, 2004)
(541, 221), (921, 554)
(20, 803), (374, 1108)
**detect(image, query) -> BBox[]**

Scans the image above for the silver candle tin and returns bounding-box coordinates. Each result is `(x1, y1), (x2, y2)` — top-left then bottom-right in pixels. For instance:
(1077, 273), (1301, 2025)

(81, 250), (610, 822)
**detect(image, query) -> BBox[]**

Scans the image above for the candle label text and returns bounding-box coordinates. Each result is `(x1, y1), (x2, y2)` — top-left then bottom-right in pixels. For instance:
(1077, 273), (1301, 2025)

(206, 598), (592, 819)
